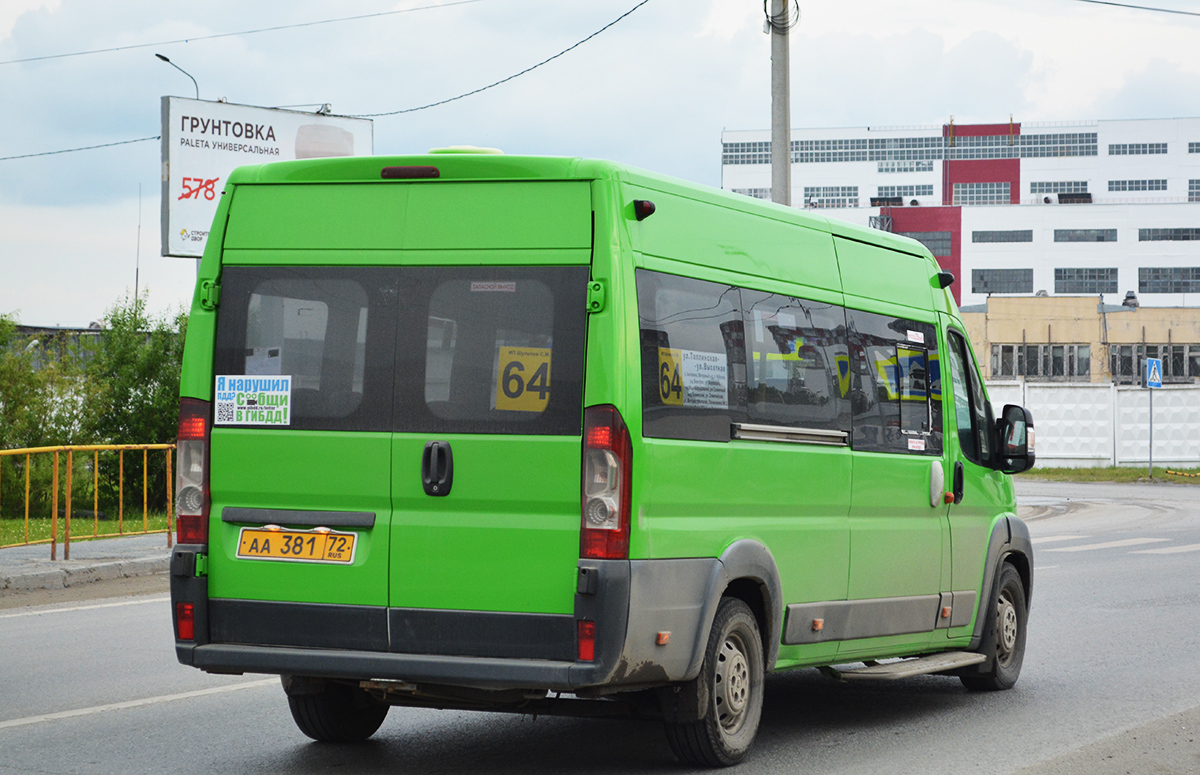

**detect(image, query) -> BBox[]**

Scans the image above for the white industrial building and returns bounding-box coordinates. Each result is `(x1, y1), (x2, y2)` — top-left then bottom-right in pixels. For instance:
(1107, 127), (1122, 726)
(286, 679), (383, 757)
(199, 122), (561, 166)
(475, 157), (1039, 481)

(721, 118), (1200, 309)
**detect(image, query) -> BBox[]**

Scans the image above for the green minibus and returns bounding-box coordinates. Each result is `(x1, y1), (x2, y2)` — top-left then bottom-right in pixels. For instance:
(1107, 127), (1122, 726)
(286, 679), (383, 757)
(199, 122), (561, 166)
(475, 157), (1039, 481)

(170, 150), (1035, 766)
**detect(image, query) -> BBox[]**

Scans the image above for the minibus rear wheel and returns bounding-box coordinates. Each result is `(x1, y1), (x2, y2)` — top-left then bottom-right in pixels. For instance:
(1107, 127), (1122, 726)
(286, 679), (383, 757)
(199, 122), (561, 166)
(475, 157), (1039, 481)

(664, 597), (764, 766)
(962, 563), (1027, 692)
(287, 679), (390, 742)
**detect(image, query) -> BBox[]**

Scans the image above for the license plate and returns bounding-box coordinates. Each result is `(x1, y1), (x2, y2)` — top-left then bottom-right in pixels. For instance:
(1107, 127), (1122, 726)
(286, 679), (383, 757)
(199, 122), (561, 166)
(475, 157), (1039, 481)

(236, 526), (357, 565)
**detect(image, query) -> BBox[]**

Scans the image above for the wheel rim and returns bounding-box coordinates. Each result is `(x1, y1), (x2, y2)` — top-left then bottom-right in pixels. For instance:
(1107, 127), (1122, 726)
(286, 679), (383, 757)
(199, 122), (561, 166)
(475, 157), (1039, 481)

(714, 631), (752, 733)
(995, 588), (1019, 666)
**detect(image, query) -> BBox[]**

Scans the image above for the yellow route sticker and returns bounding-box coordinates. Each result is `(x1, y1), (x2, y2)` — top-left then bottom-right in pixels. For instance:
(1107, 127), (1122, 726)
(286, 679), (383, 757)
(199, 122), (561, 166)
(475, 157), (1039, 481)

(495, 347), (552, 411)
(658, 347), (683, 405)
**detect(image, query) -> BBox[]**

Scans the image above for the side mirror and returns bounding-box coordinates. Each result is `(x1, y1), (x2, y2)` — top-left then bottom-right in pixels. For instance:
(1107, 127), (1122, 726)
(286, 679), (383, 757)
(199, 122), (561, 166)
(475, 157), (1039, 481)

(994, 404), (1035, 474)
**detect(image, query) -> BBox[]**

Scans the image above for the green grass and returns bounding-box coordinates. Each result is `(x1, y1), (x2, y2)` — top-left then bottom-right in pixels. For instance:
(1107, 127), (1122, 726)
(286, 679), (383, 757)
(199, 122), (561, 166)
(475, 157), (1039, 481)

(1020, 466), (1200, 484)
(1, 512), (172, 548)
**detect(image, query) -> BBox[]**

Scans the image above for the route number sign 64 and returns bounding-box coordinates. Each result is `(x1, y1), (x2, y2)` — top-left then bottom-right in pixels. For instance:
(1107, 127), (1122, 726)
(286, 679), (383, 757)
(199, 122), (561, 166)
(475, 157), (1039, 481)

(495, 347), (552, 411)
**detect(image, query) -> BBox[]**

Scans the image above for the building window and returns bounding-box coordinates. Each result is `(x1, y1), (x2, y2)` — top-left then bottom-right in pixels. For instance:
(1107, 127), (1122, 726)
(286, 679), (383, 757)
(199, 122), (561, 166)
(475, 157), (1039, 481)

(1139, 267), (1200, 293)
(876, 184), (934, 198)
(972, 230), (1033, 243)
(731, 188), (771, 200)
(1054, 267), (1118, 293)
(802, 186), (858, 208)
(1030, 181), (1088, 194)
(946, 132), (1098, 160)
(1111, 344), (1200, 384)
(952, 182), (1011, 206)
(1139, 228), (1200, 241)
(721, 141), (771, 165)
(1108, 179), (1168, 192)
(972, 268), (1033, 294)
(896, 231), (952, 257)
(792, 139), (868, 163)
(991, 344), (1091, 380)
(1108, 143), (1168, 155)
(1054, 229), (1117, 243)
(877, 160), (935, 174)
(1191, 180), (1200, 202)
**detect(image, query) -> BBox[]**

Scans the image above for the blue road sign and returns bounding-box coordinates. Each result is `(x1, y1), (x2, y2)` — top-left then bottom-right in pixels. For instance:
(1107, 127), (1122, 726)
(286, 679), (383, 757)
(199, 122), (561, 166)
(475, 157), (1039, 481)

(1146, 357), (1163, 388)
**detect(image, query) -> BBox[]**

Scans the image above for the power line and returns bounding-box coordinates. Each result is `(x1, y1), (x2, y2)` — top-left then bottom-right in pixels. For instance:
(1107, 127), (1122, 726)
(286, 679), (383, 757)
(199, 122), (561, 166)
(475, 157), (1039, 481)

(0, 136), (160, 162)
(0, 0), (491, 66)
(351, 0), (652, 117)
(1072, 0), (1200, 17)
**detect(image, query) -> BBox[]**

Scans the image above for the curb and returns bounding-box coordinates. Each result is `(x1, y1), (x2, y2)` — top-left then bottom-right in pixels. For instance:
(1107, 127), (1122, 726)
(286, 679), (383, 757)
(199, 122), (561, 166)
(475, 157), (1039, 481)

(0, 555), (170, 593)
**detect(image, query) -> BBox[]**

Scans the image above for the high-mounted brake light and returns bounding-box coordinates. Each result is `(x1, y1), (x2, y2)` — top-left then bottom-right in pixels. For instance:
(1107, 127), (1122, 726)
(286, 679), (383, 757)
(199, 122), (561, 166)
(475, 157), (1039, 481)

(176, 398), (211, 545)
(381, 166), (440, 179)
(580, 405), (632, 560)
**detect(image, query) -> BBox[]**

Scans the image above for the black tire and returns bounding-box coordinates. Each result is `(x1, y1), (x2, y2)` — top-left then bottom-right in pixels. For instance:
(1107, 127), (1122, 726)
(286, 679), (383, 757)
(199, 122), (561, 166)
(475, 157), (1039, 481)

(664, 597), (764, 767)
(962, 563), (1027, 692)
(287, 680), (390, 742)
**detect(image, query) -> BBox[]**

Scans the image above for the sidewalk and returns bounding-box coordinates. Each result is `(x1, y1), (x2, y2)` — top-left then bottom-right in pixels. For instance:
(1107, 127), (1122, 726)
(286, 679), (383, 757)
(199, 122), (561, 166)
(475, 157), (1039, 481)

(0, 533), (171, 593)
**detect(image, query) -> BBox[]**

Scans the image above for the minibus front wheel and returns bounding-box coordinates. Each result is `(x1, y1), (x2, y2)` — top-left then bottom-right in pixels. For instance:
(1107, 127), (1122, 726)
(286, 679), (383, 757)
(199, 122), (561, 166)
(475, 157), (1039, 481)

(962, 563), (1028, 692)
(663, 597), (764, 766)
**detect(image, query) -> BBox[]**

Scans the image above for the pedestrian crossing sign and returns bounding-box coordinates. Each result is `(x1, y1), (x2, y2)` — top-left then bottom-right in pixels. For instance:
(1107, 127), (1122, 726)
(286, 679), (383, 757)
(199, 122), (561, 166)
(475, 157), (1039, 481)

(1146, 357), (1163, 388)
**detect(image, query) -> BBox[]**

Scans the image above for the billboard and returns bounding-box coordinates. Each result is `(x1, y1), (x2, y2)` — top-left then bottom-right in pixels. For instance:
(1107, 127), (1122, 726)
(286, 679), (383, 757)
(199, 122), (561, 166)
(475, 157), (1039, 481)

(161, 97), (373, 258)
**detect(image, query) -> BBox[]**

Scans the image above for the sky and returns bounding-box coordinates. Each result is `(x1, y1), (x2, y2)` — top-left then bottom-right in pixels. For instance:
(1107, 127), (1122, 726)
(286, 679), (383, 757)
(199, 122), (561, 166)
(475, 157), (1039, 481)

(3, 0), (1200, 327)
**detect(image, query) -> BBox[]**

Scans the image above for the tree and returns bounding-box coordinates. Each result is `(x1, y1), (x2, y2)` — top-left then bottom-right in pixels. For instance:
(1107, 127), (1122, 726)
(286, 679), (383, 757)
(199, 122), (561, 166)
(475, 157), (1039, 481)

(81, 294), (188, 512)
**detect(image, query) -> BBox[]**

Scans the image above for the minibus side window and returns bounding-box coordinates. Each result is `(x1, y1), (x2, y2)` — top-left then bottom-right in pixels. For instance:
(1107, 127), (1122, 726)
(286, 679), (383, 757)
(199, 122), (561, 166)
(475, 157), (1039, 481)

(636, 270), (747, 442)
(947, 330), (993, 466)
(214, 267), (397, 432)
(740, 290), (850, 433)
(846, 310), (943, 455)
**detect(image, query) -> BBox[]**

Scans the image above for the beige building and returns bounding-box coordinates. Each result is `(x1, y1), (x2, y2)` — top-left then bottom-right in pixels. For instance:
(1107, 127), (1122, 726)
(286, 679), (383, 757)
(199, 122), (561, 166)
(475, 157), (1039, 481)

(960, 295), (1200, 384)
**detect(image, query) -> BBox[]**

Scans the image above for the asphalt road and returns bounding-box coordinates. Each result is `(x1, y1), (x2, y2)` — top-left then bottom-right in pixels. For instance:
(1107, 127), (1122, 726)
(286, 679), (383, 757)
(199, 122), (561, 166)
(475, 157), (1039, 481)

(1, 480), (1198, 774)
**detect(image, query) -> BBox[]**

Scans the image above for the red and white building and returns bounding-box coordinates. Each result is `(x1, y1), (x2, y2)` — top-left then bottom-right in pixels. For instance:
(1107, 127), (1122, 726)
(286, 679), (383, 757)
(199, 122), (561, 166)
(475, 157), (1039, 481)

(721, 118), (1200, 308)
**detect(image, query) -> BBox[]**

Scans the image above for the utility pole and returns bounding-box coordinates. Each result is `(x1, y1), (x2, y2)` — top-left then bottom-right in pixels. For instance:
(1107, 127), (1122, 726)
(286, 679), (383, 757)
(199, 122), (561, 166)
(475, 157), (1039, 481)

(768, 0), (795, 206)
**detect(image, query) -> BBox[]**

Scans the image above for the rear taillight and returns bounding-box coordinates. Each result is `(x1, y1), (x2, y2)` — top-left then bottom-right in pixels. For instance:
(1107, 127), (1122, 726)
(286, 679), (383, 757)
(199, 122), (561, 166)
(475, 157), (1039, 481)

(577, 620), (596, 661)
(580, 405), (631, 560)
(175, 602), (195, 641)
(176, 398), (210, 545)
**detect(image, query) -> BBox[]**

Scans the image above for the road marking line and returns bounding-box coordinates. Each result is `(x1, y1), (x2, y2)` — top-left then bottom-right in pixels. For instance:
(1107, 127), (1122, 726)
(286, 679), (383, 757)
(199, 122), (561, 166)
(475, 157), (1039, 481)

(1043, 538), (1170, 553)
(0, 596), (170, 620)
(0, 679), (276, 730)
(1031, 535), (1090, 544)
(1131, 543), (1200, 555)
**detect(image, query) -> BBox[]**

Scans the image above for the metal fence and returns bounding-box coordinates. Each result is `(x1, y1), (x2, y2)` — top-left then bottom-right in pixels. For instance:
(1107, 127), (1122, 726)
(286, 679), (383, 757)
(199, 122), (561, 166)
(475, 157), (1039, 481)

(987, 381), (1200, 467)
(0, 444), (174, 558)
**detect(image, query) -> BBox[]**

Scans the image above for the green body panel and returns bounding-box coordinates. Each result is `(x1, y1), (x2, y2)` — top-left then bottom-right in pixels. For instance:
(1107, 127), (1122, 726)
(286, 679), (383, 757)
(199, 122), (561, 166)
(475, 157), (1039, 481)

(639, 439), (851, 603)
(846, 453), (945, 600)
(223, 182), (591, 251)
(625, 183), (843, 295)
(207, 429), (392, 606)
(834, 236), (936, 315)
(389, 435), (581, 614)
(220, 248), (591, 267)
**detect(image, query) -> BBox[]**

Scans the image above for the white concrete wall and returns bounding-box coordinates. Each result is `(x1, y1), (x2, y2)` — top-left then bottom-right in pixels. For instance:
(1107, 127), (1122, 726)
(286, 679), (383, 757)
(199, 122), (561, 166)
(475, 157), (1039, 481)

(986, 380), (1200, 467)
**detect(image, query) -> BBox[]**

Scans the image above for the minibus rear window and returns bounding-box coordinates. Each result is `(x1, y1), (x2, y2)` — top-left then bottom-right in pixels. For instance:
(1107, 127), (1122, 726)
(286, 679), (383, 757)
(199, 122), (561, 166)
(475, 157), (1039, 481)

(214, 267), (398, 432)
(396, 266), (588, 436)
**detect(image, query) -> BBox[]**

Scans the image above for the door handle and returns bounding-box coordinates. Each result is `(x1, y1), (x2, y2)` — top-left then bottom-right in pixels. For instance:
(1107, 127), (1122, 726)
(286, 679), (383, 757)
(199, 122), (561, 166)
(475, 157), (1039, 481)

(952, 461), (964, 505)
(421, 441), (453, 497)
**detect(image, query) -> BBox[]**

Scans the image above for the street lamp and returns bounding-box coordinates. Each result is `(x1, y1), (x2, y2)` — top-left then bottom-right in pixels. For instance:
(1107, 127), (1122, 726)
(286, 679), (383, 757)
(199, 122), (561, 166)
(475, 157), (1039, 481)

(155, 53), (199, 100)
